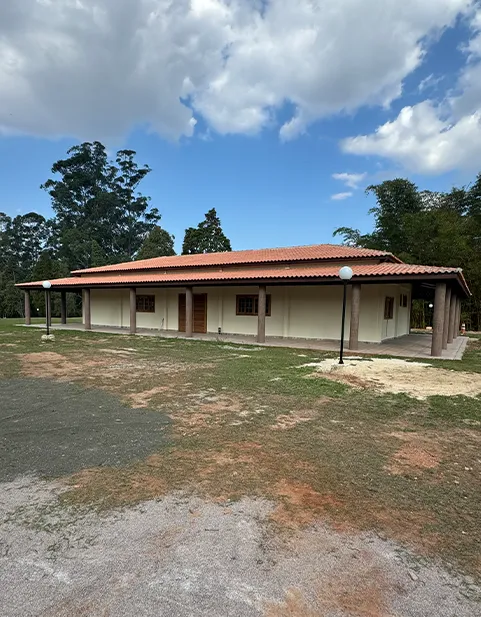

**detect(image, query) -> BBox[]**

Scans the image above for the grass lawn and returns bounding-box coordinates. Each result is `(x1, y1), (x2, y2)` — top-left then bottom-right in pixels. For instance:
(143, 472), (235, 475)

(1, 318), (481, 580)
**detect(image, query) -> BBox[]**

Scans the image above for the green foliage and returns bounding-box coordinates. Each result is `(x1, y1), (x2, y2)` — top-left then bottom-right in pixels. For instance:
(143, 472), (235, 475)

(42, 142), (160, 269)
(182, 208), (231, 255)
(136, 226), (175, 260)
(333, 177), (481, 330)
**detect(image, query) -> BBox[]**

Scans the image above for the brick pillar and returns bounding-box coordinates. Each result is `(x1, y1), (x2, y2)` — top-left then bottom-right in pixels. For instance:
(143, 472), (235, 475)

(349, 283), (361, 350)
(185, 286), (193, 337)
(83, 289), (91, 330)
(24, 290), (31, 325)
(442, 286), (452, 350)
(431, 283), (446, 357)
(257, 285), (267, 344)
(130, 287), (137, 334)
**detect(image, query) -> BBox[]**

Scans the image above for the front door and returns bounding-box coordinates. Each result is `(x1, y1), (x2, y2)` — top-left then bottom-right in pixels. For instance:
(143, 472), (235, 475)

(178, 293), (207, 333)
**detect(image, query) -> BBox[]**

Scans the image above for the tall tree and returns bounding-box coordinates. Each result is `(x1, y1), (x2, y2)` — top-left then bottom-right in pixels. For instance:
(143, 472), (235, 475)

(182, 208), (232, 254)
(333, 177), (481, 331)
(42, 142), (160, 270)
(136, 226), (175, 260)
(0, 212), (51, 317)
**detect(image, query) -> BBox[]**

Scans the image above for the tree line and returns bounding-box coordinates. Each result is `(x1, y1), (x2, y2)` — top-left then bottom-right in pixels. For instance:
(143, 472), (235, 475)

(334, 177), (481, 331)
(0, 142), (231, 318)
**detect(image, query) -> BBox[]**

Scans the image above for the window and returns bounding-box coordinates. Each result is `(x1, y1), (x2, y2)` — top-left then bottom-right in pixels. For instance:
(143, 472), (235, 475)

(384, 297), (394, 320)
(236, 294), (271, 316)
(136, 295), (155, 313)
(400, 294), (408, 308)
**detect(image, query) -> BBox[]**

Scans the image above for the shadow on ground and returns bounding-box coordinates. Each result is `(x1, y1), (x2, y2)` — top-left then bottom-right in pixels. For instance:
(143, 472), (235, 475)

(0, 379), (171, 482)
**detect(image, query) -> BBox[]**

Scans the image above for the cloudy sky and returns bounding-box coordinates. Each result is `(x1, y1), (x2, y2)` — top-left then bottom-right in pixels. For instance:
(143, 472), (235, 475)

(1, 0), (480, 250)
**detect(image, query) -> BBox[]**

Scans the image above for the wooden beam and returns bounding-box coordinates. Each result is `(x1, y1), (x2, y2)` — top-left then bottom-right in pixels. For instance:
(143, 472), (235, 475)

(185, 286), (193, 337)
(24, 290), (31, 326)
(257, 284), (267, 343)
(348, 283), (361, 350)
(60, 291), (67, 325)
(447, 292), (456, 344)
(442, 286), (451, 350)
(83, 288), (91, 330)
(431, 282), (446, 357)
(130, 287), (137, 334)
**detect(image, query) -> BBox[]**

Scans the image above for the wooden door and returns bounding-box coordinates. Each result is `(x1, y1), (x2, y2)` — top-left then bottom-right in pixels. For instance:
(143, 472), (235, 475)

(178, 293), (207, 333)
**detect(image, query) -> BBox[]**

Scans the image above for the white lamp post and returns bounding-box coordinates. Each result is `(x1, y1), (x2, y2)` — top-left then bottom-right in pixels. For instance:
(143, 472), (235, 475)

(338, 266), (354, 364)
(42, 281), (52, 336)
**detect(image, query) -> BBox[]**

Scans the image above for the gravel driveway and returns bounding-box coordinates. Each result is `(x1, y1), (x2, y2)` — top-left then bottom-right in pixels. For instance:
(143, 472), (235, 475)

(1, 476), (480, 617)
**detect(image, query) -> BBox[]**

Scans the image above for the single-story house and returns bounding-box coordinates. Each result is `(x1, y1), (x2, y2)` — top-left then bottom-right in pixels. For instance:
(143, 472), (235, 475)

(17, 244), (470, 356)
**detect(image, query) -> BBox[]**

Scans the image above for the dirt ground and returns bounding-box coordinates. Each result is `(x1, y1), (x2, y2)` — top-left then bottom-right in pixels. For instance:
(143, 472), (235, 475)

(1, 478), (480, 617)
(1, 324), (481, 616)
(300, 357), (481, 399)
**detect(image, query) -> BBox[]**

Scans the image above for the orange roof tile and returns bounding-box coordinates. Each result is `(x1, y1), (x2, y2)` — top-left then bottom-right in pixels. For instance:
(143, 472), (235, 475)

(71, 244), (400, 275)
(18, 263), (470, 295)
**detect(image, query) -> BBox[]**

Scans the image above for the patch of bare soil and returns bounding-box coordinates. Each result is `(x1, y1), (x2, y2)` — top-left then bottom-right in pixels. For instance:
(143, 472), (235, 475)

(18, 351), (215, 393)
(0, 343), (17, 347)
(171, 392), (247, 434)
(20, 352), (92, 380)
(270, 480), (342, 527)
(300, 358), (481, 399)
(98, 348), (136, 355)
(264, 568), (391, 617)
(128, 386), (171, 408)
(387, 432), (442, 475)
(272, 409), (317, 430)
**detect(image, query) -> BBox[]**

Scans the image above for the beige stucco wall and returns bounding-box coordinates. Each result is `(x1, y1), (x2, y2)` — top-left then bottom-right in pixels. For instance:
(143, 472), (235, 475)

(89, 283), (412, 342)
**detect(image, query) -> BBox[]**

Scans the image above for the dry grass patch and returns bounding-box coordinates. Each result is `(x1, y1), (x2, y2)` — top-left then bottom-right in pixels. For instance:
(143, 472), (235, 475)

(386, 431), (442, 475)
(128, 386), (172, 408)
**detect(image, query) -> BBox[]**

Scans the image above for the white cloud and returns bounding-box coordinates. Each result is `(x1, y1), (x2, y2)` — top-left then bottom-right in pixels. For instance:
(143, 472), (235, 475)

(342, 8), (481, 174)
(331, 192), (353, 201)
(0, 0), (473, 141)
(332, 172), (367, 189)
(418, 73), (444, 93)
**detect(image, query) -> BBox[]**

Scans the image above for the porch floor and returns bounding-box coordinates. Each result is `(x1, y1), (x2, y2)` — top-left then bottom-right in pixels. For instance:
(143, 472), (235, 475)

(22, 323), (469, 360)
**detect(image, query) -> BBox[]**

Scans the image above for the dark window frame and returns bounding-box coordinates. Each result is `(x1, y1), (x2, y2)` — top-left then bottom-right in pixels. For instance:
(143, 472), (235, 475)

(384, 296), (394, 320)
(136, 294), (155, 313)
(236, 294), (272, 316)
(400, 294), (408, 308)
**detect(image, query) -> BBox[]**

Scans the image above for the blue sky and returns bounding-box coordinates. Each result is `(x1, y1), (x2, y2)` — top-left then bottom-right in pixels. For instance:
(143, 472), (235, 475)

(1, 1), (481, 253)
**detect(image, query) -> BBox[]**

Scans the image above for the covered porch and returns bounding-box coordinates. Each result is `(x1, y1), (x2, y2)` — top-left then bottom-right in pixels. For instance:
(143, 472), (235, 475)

(21, 322), (469, 360)
(19, 262), (470, 359)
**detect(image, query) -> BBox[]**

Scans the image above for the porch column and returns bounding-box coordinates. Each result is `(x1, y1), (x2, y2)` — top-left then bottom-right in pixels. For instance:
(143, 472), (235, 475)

(455, 297), (462, 338)
(83, 288), (91, 331)
(60, 291), (67, 325)
(431, 282), (446, 357)
(185, 286), (193, 337)
(130, 287), (137, 334)
(24, 290), (31, 326)
(447, 292), (457, 344)
(442, 286), (452, 350)
(349, 283), (361, 350)
(257, 284), (266, 344)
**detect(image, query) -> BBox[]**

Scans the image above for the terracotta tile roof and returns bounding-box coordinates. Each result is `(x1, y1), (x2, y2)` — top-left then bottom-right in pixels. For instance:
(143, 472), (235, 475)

(18, 262), (470, 294)
(71, 244), (400, 274)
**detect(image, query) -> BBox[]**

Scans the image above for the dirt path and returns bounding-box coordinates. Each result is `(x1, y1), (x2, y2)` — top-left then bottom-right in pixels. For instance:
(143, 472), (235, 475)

(1, 476), (479, 617)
